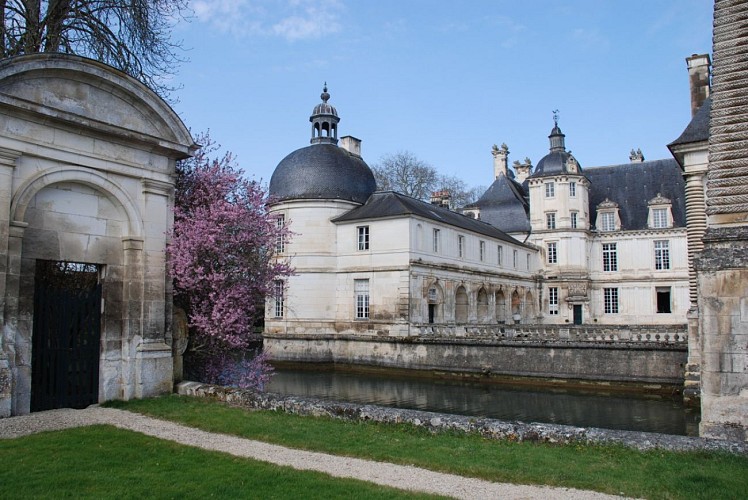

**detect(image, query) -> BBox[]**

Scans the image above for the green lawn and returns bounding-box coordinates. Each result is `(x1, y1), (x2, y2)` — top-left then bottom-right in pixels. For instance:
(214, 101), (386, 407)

(105, 395), (748, 500)
(0, 425), (440, 499)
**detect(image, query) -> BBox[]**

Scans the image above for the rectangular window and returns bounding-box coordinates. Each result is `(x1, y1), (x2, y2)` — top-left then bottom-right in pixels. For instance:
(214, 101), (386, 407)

(497, 245), (503, 265)
(545, 182), (555, 198)
(546, 212), (556, 229)
(458, 235), (465, 258)
(432, 228), (440, 253)
(479, 240), (485, 261)
(602, 243), (618, 271)
(604, 287), (619, 314)
(354, 279), (370, 319)
(569, 182), (576, 197)
(513, 249), (518, 269)
(357, 225), (369, 251)
(275, 215), (285, 253)
(571, 212), (578, 229)
(526, 253), (530, 270)
(654, 240), (670, 270)
(656, 287), (672, 313)
(600, 212), (616, 231)
(273, 280), (284, 318)
(549, 287), (559, 315)
(652, 208), (668, 229)
(547, 242), (557, 264)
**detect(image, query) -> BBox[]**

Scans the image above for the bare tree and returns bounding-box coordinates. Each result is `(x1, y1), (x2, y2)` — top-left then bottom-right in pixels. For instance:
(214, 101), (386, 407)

(372, 151), (438, 200)
(0, 0), (188, 97)
(436, 174), (486, 208)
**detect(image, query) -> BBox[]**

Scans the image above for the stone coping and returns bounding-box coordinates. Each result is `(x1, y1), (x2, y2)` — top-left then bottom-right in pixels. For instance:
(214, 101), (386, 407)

(176, 381), (747, 456)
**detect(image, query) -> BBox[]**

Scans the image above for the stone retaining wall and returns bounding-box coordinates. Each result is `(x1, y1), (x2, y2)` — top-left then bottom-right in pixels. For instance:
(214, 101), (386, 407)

(264, 332), (687, 385)
(176, 381), (747, 456)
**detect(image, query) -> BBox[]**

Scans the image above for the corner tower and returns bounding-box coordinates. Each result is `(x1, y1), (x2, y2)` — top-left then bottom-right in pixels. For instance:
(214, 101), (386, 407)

(527, 114), (591, 325)
(266, 85), (376, 338)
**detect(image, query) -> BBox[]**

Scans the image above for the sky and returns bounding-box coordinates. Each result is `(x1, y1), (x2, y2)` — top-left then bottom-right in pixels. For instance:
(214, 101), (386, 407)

(169, 0), (713, 191)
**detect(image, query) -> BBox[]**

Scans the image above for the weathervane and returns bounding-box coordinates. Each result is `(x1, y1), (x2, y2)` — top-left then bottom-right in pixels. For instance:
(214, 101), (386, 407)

(552, 109), (559, 126)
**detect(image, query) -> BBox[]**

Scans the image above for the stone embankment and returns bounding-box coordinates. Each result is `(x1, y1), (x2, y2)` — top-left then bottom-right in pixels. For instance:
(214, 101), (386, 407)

(177, 381), (748, 456)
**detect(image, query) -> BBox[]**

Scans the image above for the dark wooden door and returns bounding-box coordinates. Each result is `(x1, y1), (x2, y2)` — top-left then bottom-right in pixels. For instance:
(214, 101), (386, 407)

(573, 305), (583, 325)
(31, 261), (102, 412)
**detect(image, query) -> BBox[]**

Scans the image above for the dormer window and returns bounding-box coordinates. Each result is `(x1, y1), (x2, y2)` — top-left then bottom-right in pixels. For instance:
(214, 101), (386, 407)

(596, 198), (620, 232)
(648, 193), (673, 229)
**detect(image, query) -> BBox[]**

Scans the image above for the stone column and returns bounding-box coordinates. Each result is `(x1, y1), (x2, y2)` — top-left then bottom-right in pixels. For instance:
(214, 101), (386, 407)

(697, 0), (748, 441)
(682, 169), (707, 406)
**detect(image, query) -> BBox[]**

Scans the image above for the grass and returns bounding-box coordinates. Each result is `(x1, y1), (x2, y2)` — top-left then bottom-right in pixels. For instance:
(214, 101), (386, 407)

(0, 425), (440, 499)
(105, 395), (748, 500)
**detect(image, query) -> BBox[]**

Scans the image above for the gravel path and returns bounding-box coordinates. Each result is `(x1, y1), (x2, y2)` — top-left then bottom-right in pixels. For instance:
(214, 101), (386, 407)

(0, 406), (627, 499)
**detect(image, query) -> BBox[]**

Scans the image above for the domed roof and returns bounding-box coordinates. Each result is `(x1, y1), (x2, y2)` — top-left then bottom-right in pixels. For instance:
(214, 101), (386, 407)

(269, 143), (377, 204)
(530, 118), (582, 177)
(313, 86), (338, 117)
(533, 150), (580, 176)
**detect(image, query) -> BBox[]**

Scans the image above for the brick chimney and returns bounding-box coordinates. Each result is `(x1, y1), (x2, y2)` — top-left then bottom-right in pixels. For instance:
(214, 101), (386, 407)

(430, 190), (451, 209)
(686, 54), (711, 117)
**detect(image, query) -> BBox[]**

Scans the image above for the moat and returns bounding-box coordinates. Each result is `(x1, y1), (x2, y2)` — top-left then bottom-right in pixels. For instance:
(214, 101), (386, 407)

(267, 366), (700, 436)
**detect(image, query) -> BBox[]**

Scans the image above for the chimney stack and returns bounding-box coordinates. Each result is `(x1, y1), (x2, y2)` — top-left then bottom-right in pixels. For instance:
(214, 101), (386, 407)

(340, 136), (362, 157)
(492, 143), (509, 179)
(430, 190), (451, 209)
(686, 54), (711, 117)
(514, 158), (533, 183)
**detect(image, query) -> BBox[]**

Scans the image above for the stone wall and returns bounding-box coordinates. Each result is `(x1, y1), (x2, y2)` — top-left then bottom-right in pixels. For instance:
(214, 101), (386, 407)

(176, 381), (747, 455)
(265, 324), (687, 386)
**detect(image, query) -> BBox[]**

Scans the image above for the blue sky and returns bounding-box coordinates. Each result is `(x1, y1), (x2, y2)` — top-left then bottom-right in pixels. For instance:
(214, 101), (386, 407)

(171, 0), (713, 190)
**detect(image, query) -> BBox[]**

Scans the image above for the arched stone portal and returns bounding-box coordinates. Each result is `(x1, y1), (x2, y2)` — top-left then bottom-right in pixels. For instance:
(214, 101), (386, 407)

(0, 54), (196, 416)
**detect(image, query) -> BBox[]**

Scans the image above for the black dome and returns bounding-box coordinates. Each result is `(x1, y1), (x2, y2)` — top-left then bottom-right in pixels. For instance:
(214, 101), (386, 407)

(533, 151), (574, 177)
(269, 144), (377, 204)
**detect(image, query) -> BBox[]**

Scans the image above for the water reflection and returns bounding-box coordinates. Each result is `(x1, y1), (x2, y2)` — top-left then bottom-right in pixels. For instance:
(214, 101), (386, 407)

(267, 368), (700, 436)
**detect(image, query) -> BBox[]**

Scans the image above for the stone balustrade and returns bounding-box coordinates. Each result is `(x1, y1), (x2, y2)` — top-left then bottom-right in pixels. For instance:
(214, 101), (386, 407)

(412, 324), (688, 345)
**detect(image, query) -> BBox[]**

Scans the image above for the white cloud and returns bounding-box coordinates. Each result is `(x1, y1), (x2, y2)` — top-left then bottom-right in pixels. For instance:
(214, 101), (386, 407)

(191, 0), (343, 41)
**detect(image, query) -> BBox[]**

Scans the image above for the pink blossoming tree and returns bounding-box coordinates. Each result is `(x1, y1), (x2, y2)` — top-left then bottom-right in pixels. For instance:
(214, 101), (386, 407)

(169, 133), (292, 390)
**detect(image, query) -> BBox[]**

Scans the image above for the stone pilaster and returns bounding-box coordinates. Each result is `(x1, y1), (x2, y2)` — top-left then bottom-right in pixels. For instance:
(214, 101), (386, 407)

(0, 149), (19, 417)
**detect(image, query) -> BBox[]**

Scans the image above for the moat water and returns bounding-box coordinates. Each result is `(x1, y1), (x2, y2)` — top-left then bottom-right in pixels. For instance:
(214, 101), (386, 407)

(267, 367), (700, 436)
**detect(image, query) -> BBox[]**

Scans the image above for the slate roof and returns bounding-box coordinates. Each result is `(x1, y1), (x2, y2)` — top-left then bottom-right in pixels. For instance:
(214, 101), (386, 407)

(269, 143), (377, 204)
(466, 174), (530, 233)
(332, 191), (526, 246)
(668, 97), (711, 147)
(531, 150), (578, 177)
(585, 158), (687, 230)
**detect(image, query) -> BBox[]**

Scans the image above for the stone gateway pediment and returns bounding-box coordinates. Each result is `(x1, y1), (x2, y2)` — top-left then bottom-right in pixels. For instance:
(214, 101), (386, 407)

(0, 54), (194, 159)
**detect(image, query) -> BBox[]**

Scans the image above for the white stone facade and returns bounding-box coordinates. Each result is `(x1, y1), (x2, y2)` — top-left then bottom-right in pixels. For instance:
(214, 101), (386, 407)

(265, 197), (539, 338)
(0, 54), (195, 416)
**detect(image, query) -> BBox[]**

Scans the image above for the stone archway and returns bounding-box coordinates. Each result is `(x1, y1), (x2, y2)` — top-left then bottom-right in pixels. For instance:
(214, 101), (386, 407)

(455, 286), (469, 324)
(511, 290), (522, 323)
(0, 54), (196, 416)
(426, 281), (444, 324)
(496, 289), (507, 323)
(477, 287), (489, 323)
